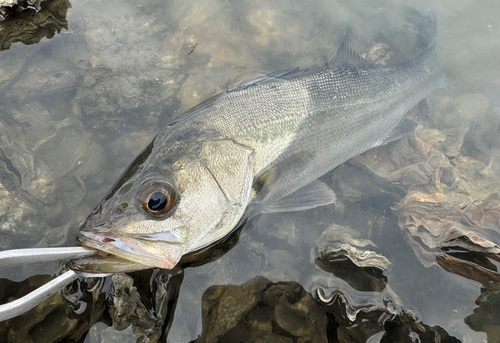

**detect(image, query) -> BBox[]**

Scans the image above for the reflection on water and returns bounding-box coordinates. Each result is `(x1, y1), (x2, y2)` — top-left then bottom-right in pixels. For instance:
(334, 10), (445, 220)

(0, 0), (499, 342)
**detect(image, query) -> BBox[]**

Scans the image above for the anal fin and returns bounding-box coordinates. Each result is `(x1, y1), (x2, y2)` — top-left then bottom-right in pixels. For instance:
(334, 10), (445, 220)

(379, 118), (418, 146)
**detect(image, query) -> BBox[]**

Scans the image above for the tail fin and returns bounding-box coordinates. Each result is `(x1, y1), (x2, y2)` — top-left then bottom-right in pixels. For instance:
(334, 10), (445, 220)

(409, 10), (448, 89)
(416, 11), (438, 50)
(406, 10), (438, 51)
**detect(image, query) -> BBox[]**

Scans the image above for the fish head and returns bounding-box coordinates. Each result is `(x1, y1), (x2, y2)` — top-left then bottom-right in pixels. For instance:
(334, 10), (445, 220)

(77, 137), (254, 271)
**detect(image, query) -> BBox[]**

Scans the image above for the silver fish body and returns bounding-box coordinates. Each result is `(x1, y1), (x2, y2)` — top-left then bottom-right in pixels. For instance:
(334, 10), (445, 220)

(77, 13), (447, 271)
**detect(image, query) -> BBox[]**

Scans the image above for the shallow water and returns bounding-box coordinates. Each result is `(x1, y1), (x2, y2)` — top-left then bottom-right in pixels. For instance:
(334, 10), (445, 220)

(0, 0), (499, 342)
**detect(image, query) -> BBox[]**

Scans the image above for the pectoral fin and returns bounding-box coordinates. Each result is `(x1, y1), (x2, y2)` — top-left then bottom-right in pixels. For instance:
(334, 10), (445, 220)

(263, 180), (336, 213)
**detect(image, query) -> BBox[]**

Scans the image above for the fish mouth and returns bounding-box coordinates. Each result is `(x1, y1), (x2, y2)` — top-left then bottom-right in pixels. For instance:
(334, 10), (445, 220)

(77, 231), (181, 270)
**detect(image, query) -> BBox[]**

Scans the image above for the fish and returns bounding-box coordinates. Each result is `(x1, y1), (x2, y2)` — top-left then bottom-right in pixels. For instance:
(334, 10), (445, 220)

(76, 13), (447, 272)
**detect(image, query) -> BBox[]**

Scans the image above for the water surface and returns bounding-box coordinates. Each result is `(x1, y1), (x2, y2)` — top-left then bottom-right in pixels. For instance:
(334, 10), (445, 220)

(0, 0), (499, 342)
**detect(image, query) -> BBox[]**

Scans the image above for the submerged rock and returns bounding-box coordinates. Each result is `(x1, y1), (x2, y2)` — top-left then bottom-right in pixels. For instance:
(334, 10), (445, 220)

(109, 274), (155, 332)
(464, 287), (500, 341)
(313, 224), (390, 293)
(197, 276), (272, 343)
(195, 276), (328, 343)
(192, 275), (460, 343)
(0, 0), (70, 51)
(0, 116), (106, 248)
(390, 129), (500, 269)
(362, 43), (393, 65)
(0, 274), (91, 342)
(339, 93), (500, 285)
(0, 0), (17, 8)
(315, 224), (391, 272)
(0, 118), (56, 245)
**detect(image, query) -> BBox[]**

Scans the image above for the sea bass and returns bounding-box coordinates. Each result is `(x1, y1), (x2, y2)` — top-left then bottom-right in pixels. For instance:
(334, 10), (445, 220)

(77, 13), (447, 271)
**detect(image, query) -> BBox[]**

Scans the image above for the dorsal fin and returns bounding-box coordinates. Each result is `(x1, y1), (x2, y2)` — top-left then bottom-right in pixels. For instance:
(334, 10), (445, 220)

(167, 92), (224, 127)
(227, 67), (311, 93)
(328, 36), (369, 67)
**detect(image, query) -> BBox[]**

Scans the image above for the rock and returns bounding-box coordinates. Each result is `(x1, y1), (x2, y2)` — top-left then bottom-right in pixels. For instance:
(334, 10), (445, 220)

(248, 8), (300, 49)
(0, 0), (70, 51)
(177, 73), (219, 113)
(362, 43), (393, 65)
(195, 276), (328, 343)
(437, 254), (500, 290)
(109, 274), (155, 332)
(0, 0), (17, 7)
(464, 287), (500, 342)
(394, 188), (500, 268)
(431, 124), (469, 157)
(192, 275), (460, 343)
(198, 276), (271, 343)
(314, 224), (391, 272)
(273, 292), (327, 342)
(0, 119), (55, 242)
(0, 274), (86, 342)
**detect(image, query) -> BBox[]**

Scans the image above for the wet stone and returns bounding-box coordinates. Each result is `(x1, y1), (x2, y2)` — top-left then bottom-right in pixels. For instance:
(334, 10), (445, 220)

(87, 323), (136, 343)
(177, 72), (219, 113)
(273, 292), (327, 342)
(342, 117), (500, 274)
(313, 254), (390, 296)
(0, 0), (70, 51)
(391, 146), (500, 269)
(464, 287), (500, 341)
(0, 0), (17, 8)
(241, 212), (324, 281)
(331, 161), (403, 204)
(0, 274), (86, 343)
(6, 63), (77, 103)
(66, 1), (184, 132)
(344, 129), (452, 200)
(362, 43), (393, 65)
(0, 113), (107, 247)
(380, 312), (461, 343)
(0, 119), (55, 242)
(197, 276), (271, 343)
(0, 47), (26, 94)
(94, 269), (185, 343)
(109, 273), (155, 332)
(437, 254), (500, 290)
(247, 8), (301, 50)
(394, 190), (500, 266)
(428, 124), (469, 157)
(35, 123), (106, 183)
(195, 276), (329, 343)
(314, 224), (390, 272)
(0, 2), (497, 342)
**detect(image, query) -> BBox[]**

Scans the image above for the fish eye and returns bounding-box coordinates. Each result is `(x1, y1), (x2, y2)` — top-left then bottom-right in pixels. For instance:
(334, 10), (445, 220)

(138, 181), (178, 216)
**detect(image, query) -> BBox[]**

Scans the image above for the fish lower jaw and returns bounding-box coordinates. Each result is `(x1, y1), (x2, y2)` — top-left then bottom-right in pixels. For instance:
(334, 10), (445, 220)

(77, 231), (179, 270)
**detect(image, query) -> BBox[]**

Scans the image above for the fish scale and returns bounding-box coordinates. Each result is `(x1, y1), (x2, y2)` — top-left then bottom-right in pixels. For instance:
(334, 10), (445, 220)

(76, 12), (447, 272)
(186, 48), (446, 214)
